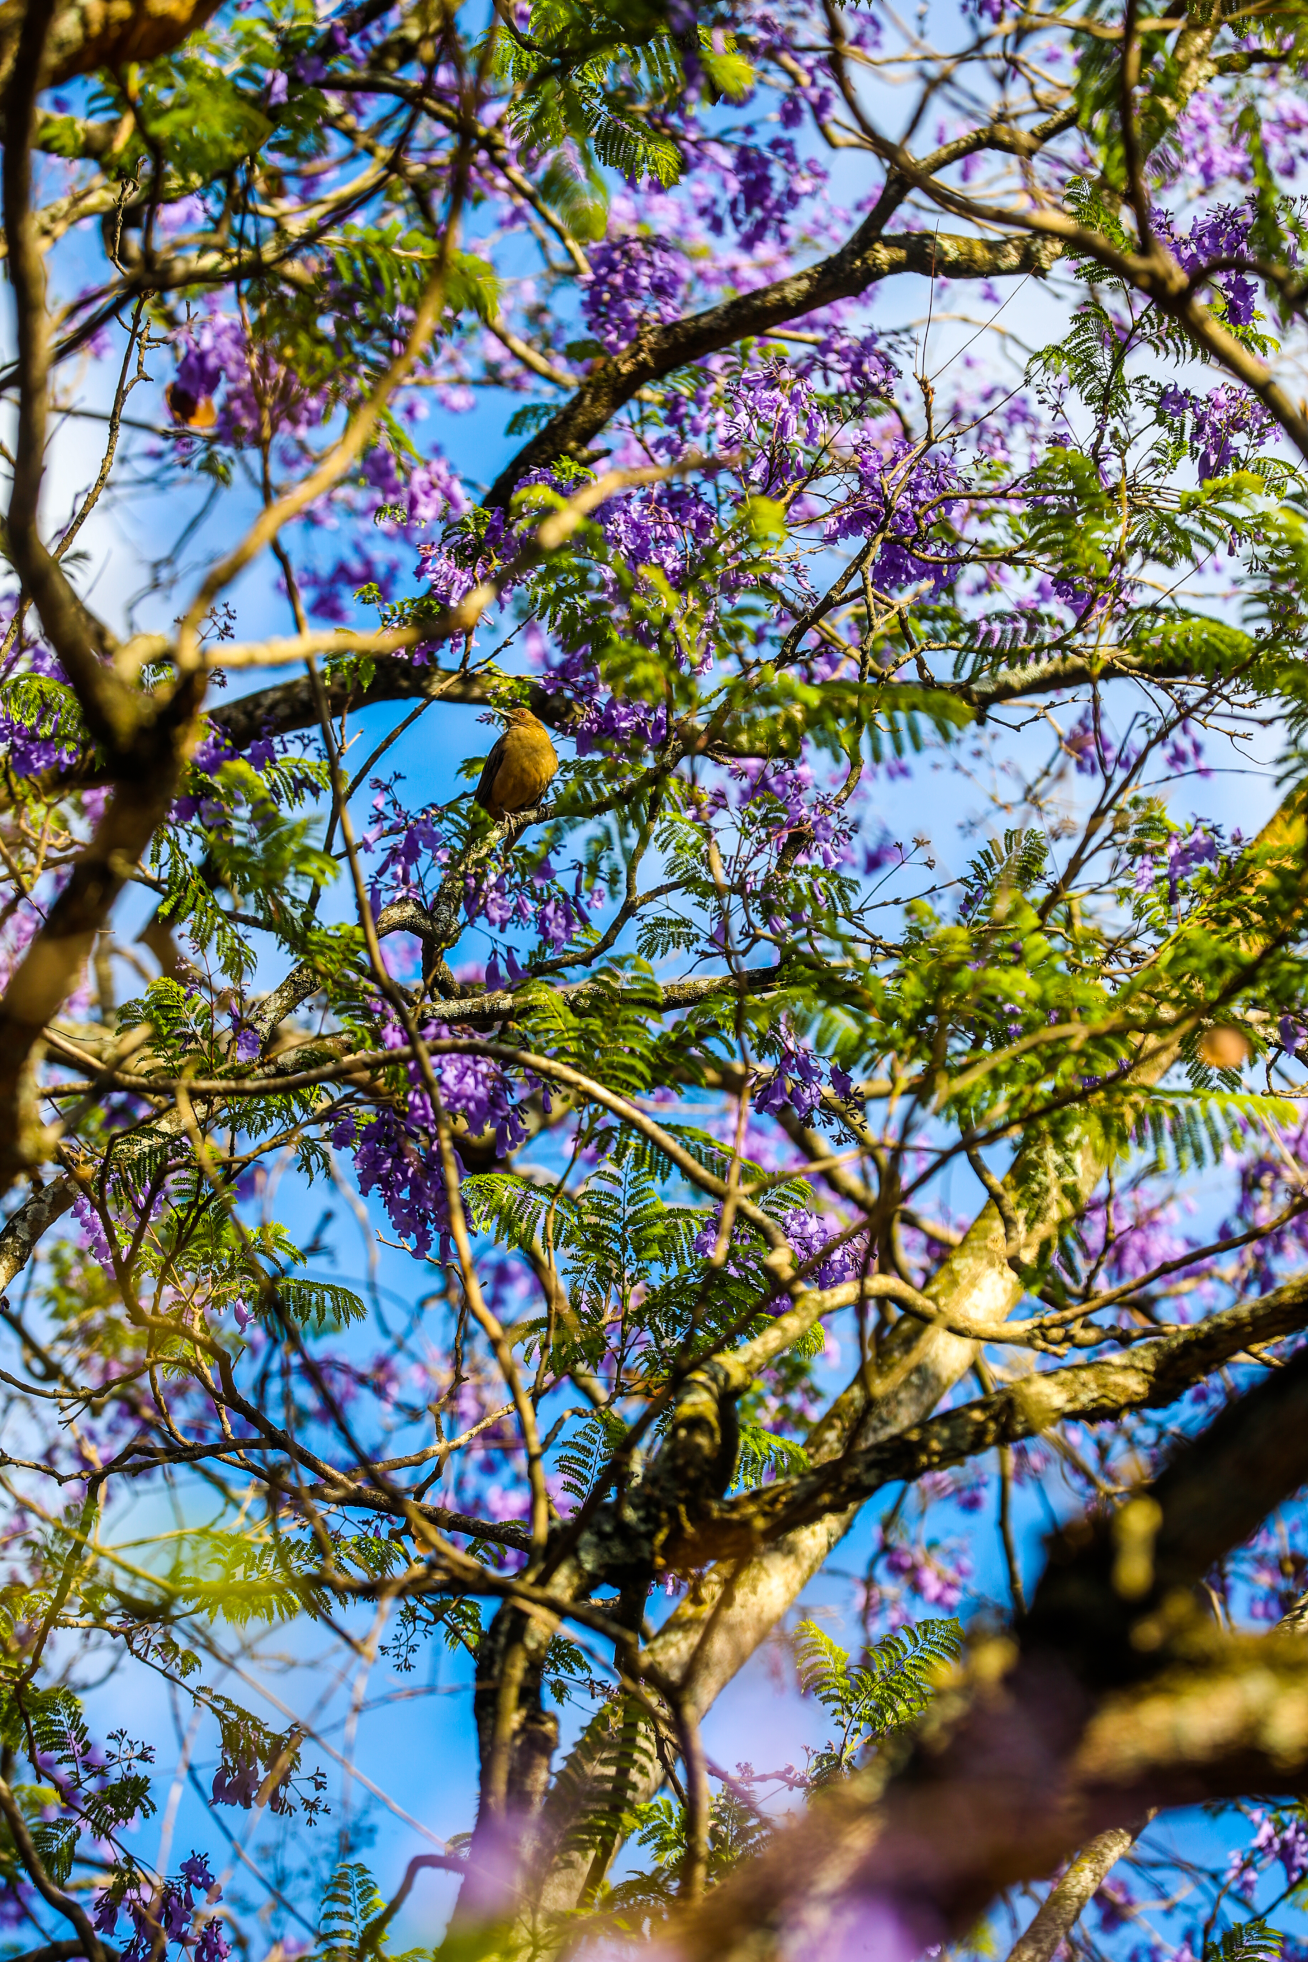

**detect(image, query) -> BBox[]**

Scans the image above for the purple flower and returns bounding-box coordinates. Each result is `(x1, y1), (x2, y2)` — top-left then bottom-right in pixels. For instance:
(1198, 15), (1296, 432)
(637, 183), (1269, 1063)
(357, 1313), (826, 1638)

(722, 137), (828, 250)
(179, 1853), (215, 1892)
(174, 315), (244, 401)
(581, 237), (687, 354)
(825, 439), (963, 591)
(73, 1194), (116, 1273)
(1158, 377), (1274, 480)
(196, 1922), (231, 1962)
(212, 1756), (261, 1807)
(1153, 200), (1262, 324)
(725, 360), (825, 490)
(1166, 824), (1218, 900)
(779, 1208), (869, 1287)
(334, 1021), (531, 1258)
(228, 1014), (260, 1063)
(599, 480), (714, 587)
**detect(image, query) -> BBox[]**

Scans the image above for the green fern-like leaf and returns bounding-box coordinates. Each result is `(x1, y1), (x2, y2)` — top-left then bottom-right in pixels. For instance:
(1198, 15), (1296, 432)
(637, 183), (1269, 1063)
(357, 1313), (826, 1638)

(316, 1862), (385, 1962)
(794, 1616), (963, 1781)
(262, 1278), (368, 1331)
(1206, 1920), (1282, 1962)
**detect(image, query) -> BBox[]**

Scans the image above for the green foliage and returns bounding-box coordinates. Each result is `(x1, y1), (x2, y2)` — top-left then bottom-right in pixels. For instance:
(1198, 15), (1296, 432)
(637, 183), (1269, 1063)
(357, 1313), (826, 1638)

(93, 53), (272, 182)
(203, 1688), (323, 1818)
(557, 1406), (632, 1509)
(316, 1862), (384, 1962)
(493, 7), (689, 188)
(732, 1420), (809, 1491)
(16, 0), (1308, 1944)
(262, 1277), (369, 1331)
(1206, 1922), (1282, 1962)
(618, 1785), (771, 1897)
(0, 672), (88, 752)
(793, 1617), (964, 1782)
(0, 1685), (157, 1864)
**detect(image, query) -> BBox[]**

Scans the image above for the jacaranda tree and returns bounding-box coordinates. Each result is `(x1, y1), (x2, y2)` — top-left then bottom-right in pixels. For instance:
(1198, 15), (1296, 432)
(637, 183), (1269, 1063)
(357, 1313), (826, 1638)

(7, 0), (1308, 1957)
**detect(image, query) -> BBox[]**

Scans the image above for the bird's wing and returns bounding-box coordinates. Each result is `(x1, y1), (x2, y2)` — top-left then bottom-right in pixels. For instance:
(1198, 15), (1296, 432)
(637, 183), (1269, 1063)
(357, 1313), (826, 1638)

(474, 734), (508, 810)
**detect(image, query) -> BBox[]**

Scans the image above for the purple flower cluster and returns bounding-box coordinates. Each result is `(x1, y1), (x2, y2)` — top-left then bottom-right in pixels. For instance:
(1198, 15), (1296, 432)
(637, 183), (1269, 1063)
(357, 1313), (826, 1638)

(1227, 1810), (1308, 1898)
(737, 760), (851, 871)
(880, 1540), (970, 1613)
(335, 1105), (451, 1260)
(826, 439), (964, 591)
(725, 361), (826, 489)
(362, 443), (469, 529)
(0, 648), (82, 777)
(462, 848), (602, 955)
(1080, 1195), (1198, 1297)
(173, 315), (245, 402)
(1132, 821), (1220, 900)
(95, 1854), (229, 1962)
(332, 1024), (530, 1258)
(1063, 709), (1139, 782)
(581, 237), (687, 354)
(754, 1026), (854, 1123)
(535, 646), (670, 753)
(362, 779), (446, 912)
(574, 691), (669, 757)
(171, 313), (332, 447)
(718, 138), (828, 251)
(1152, 202), (1260, 325)
(172, 723), (295, 824)
(1163, 719), (1210, 778)
(808, 328), (898, 405)
(72, 1194), (117, 1272)
(417, 508), (508, 611)
(600, 481), (716, 584)
(1159, 379), (1275, 480)
(1219, 1117), (1308, 1294)
(779, 1207), (870, 1287)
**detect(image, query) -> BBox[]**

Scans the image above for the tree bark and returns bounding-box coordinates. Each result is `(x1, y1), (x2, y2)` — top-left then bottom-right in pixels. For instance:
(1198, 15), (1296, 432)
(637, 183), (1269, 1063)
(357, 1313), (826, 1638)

(1005, 1825), (1142, 1962)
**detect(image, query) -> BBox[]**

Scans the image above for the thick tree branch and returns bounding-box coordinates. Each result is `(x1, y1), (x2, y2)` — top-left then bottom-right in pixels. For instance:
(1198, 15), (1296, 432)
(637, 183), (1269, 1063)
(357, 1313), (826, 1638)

(677, 1341), (1308, 1962)
(0, 0), (207, 1191)
(0, 1776), (107, 1962)
(1005, 1824), (1143, 1962)
(672, 1272), (1308, 1565)
(199, 646), (1217, 765)
(483, 228), (1061, 510)
(0, 0), (224, 95)
(507, 773), (1308, 1925)
(0, 1175), (78, 1291)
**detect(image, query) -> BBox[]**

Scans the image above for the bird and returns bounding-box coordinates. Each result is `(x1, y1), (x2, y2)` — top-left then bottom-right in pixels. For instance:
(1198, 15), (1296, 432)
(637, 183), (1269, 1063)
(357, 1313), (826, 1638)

(165, 381), (217, 430)
(474, 705), (558, 819)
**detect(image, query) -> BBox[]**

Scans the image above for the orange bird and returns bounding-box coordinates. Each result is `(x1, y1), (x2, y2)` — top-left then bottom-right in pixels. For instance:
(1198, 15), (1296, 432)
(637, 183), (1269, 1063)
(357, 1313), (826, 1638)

(165, 382), (217, 429)
(474, 706), (558, 819)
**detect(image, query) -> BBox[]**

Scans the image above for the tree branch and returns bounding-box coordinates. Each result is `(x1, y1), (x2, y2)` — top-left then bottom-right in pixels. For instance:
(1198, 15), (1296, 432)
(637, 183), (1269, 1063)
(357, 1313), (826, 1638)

(676, 1340), (1308, 1962)
(483, 229), (1061, 510)
(1005, 1824), (1143, 1962)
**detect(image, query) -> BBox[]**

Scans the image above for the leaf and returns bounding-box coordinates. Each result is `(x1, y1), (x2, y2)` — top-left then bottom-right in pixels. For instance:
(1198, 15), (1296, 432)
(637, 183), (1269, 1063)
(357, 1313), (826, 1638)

(506, 403), (560, 437)
(31, 1817), (77, 1888)
(261, 1278), (368, 1331)
(741, 495), (787, 542)
(1206, 1921), (1282, 1962)
(732, 1420), (809, 1491)
(316, 1862), (385, 1962)
(794, 1616), (964, 1780)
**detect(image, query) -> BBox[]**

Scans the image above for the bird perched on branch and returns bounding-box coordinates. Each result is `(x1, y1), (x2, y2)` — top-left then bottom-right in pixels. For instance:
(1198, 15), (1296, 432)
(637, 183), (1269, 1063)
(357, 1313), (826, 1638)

(474, 705), (558, 820)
